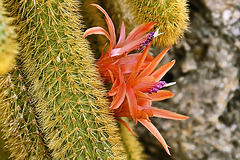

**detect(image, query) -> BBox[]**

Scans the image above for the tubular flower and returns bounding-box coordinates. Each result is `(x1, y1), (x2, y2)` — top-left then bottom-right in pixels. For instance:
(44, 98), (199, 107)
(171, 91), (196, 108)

(83, 4), (189, 155)
(83, 4), (156, 82)
(109, 45), (188, 155)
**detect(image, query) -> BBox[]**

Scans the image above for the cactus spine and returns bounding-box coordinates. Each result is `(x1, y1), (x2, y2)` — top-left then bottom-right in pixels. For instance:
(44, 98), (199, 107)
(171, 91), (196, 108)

(119, 118), (146, 160)
(0, 65), (51, 159)
(126, 0), (189, 47)
(5, 0), (126, 159)
(0, 131), (10, 160)
(0, 2), (18, 75)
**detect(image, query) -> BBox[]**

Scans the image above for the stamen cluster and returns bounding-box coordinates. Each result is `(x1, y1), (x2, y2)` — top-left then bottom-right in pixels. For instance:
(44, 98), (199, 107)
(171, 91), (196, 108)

(138, 31), (155, 50)
(148, 81), (167, 94)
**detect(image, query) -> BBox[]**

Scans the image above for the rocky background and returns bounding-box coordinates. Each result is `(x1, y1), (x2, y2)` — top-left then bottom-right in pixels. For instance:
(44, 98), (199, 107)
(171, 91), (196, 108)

(99, 0), (240, 159)
(136, 0), (240, 159)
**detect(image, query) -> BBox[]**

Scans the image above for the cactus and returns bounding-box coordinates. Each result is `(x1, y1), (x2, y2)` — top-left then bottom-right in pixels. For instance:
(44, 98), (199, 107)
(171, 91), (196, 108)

(102, 0), (189, 47)
(126, 0), (189, 47)
(0, 65), (51, 160)
(4, 0), (126, 159)
(119, 118), (146, 160)
(0, 131), (10, 160)
(0, 2), (18, 75)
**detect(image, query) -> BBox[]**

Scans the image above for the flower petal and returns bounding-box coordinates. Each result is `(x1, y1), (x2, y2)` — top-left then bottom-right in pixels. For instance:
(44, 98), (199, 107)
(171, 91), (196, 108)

(151, 60), (175, 81)
(115, 21), (126, 48)
(148, 90), (174, 101)
(124, 22), (157, 45)
(138, 119), (171, 155)
(151, 107), (189, 120)
(90, 4), (116, 48)
(113, 34), (149, 57)
(134, 76), (156, 92)
(128, 44), (151, 83)
(137, 98), (152, 108)
(134, 90), (152, 99)
(126, 87), (138, 124)
(109, 82), (126, 109)
(137, 47), (171, 79)
(117, 119), (137, 136)
(83, 27), (111, 40)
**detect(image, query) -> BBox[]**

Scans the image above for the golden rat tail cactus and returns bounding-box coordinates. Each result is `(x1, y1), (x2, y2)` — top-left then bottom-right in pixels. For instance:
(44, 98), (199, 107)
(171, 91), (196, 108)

(0, 66), (51, 159)
(127, 0), (189, 47)
(5, 0), (126, 159)
(0, 2), (18, 75)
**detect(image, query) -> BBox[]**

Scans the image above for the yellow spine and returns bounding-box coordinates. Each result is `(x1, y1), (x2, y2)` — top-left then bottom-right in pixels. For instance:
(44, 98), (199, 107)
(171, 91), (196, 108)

(6, 0), (126, 159)
(127, 0), (189, 47)
(119, 118), (147, 160)
(0, 66), (51, 159)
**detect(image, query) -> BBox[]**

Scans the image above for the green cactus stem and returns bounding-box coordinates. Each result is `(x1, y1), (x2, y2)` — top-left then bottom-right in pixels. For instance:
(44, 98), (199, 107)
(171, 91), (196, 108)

(0, 65), (51, 160)
(0, 131), (10, 160)
(5, 0), (126, 159)
(126, 0), (189, 47)
(119, 118), (146, 160)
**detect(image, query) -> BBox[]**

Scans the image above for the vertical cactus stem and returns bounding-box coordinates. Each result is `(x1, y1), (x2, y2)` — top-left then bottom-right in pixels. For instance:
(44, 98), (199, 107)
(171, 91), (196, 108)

(119, 118), (147, 160)
(127, 0), (189, 47)
(6, 0), (126, 159)
(0, 65), (51, 159)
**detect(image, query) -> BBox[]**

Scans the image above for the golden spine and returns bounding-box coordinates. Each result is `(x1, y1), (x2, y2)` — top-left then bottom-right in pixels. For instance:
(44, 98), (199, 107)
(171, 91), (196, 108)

(127, 0), (189, 47)
(0, 66), (51, 159)
(119, 118), (146, 160)
(5, 0), (126, 159)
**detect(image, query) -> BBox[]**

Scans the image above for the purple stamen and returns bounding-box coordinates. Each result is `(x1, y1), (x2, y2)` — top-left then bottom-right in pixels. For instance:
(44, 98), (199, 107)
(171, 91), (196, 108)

(148, 81), (167, 94)
(137, 31), (155, 50)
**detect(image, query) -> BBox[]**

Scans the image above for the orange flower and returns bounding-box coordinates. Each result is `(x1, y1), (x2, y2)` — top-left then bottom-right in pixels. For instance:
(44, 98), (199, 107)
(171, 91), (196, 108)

(83, 4), (189, 155)
(83, 4), (156, 82)
(109, 44), (188, 155)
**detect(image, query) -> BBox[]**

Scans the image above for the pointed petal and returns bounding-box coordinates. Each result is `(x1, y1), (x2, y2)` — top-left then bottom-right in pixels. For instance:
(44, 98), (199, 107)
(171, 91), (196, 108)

(151, 60), (175, 81)
(83, 27), (111, 40)
(109, 48), (121, 57)
(126, 87), (138, 124)
(128, 44), (151, 83)
(124, 22), (157, 45)
(148, 90), (174, 101)
(108, 78), (119, 96)
(151, 107), (189, 120)
(90, 4), (116, 48)
(137, 98), (152, 108)
(139, 119), (171, 155)
(134, 76), (156, 92)
(137, 47), (171, 79)
(134, 76), (156, 87)
(115, 21), (126, 48)
(117, 119), (137, 136)
(135, 90), (152, 99)
(116, 34), (149, 57)
(109, 83), (126, 109)
(107, 68), (114, 83)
